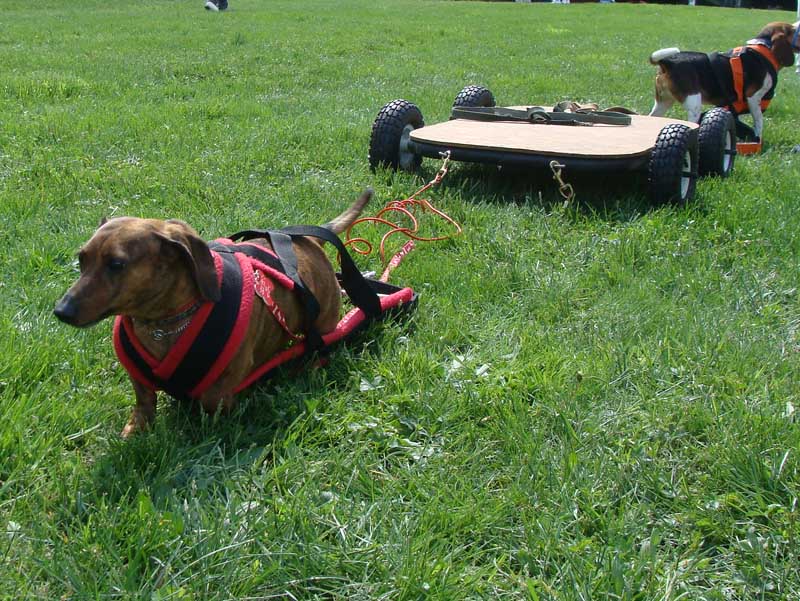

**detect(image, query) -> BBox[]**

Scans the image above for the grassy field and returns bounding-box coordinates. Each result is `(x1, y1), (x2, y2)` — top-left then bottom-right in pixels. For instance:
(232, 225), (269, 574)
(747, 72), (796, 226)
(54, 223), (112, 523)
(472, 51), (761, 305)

(2, 0), (800, 598)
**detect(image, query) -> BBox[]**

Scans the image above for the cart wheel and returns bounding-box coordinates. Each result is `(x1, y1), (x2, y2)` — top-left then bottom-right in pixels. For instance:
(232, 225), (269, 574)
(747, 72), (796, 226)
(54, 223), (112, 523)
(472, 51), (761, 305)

(698, 108), (736, 178)
(648, 123), (697, 205)
(368, 99), (424, 171)
(452, 85), (496, 108)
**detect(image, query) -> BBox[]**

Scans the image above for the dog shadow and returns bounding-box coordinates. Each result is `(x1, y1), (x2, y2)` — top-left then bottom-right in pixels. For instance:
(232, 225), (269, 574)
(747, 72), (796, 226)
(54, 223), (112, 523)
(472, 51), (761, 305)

(86, 375), (333, 506)
(87, 317), (412, 504)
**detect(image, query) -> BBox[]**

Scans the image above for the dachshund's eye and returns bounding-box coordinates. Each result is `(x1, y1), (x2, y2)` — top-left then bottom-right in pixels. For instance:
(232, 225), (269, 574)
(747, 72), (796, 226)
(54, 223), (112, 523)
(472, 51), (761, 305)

(107, 258), (126, 272)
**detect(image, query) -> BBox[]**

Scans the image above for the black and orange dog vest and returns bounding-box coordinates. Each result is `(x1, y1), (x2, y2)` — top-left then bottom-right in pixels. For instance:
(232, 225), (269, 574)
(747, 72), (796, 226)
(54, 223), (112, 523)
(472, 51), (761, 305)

(710, 44), (780, 115)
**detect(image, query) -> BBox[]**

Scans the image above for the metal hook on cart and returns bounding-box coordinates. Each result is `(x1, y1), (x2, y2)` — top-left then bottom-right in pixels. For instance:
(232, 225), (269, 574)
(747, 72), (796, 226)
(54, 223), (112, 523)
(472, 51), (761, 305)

(549, 160), (575, 206)
(433, 151), (451, 184)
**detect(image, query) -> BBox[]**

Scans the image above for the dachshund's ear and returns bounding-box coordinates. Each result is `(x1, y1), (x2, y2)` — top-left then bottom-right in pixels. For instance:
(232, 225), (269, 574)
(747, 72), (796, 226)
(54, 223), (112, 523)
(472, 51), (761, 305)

(99, 216), (108, 227)
(770, 33), (796, 67)
(157, 220), (221, 302)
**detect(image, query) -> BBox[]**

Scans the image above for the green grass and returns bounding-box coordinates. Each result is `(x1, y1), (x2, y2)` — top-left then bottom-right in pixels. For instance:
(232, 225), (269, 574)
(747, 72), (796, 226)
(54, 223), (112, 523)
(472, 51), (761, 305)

(2, 0), (800, 598)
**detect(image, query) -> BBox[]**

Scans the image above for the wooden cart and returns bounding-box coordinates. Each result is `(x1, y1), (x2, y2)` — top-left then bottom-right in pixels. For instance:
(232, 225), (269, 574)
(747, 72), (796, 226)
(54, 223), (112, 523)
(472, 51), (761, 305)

(369, 86), (737, 204)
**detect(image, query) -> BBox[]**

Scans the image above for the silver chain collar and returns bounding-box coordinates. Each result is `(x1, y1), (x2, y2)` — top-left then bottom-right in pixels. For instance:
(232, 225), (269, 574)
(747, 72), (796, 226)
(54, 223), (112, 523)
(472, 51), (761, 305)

(149, 320), (193, 341)
(134, 302), (202, 341)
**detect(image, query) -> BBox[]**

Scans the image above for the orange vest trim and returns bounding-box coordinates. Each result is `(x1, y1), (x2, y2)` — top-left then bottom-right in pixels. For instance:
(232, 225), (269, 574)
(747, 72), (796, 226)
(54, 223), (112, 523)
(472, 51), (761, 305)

(728, 45), (777, 114)
(746, 44), (781, 72)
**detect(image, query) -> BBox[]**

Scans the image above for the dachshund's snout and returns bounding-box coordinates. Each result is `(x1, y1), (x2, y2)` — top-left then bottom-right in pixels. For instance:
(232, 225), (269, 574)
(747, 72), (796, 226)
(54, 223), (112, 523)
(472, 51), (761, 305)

(54, 294), (79, 325)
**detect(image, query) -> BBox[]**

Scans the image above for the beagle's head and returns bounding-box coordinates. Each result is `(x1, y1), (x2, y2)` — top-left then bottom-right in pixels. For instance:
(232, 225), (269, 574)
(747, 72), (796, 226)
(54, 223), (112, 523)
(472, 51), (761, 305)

(757, 21), (800, 66)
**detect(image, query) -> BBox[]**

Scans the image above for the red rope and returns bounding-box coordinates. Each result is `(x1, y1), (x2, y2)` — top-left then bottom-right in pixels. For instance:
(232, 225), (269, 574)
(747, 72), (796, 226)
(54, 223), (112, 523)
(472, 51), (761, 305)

(344, 154), (461, 265)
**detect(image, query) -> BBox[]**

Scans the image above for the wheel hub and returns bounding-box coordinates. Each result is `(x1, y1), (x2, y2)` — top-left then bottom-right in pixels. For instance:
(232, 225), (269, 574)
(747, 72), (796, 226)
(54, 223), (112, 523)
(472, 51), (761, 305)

(398, 124), (417, 171)
(680, 149), (691, 199)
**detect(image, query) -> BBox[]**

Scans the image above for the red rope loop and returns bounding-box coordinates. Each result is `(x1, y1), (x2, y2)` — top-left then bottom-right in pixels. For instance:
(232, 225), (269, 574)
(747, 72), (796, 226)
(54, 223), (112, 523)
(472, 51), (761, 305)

(344, 153), (461, 264)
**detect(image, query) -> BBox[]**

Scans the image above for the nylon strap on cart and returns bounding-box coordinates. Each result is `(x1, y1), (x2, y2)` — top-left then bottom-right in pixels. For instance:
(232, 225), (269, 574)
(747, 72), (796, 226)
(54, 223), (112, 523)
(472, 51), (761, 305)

(450, 105), (632, 126)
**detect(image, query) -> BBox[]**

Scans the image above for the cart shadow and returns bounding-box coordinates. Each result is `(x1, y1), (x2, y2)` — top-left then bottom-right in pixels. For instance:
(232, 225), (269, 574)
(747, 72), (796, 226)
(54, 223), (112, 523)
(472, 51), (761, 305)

(426, 162), (671, 221)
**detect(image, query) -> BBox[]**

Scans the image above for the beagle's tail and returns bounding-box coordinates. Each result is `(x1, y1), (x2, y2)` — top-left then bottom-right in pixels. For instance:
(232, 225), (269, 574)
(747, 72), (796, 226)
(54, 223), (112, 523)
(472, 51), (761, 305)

(650, 47), (681, 64)
(322, 188), (372, 235)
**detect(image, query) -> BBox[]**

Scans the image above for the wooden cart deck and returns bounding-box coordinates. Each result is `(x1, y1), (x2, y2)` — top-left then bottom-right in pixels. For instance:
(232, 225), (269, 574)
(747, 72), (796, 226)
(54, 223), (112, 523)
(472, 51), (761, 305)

(410, 110), (698, 159)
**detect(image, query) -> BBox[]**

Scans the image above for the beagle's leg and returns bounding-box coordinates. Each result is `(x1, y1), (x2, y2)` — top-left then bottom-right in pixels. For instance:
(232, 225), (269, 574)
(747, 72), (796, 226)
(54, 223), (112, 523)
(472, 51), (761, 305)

(682, 93), (703, 123)
(747, 73), (773, 141)
(649, 69), (676, 117)
(649, 98), (673, 117)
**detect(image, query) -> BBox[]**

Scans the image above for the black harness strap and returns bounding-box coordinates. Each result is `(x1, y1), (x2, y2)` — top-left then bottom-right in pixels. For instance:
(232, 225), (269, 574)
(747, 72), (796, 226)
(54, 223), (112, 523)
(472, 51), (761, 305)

(170, 251), (243, 393)
(118, 324), (164, 392)
(229, 225), (382, 320)
(279, 225), (382, 318)
(210, 240), (283, 273)
(119, 250), (243, 401)
(211, 238), (323, 351)
(267, 231), (324, 351)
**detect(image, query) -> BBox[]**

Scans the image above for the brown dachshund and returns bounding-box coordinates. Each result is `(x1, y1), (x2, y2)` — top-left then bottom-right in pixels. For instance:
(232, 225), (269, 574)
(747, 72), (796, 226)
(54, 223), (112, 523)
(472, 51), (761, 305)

(55, 191), (371, 437)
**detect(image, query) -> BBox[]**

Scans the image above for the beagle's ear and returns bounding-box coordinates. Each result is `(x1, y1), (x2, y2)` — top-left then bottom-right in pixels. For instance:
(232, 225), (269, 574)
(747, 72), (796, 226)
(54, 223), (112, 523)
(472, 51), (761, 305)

(770, 33), (796, 67)
(158, 220), (221, 302)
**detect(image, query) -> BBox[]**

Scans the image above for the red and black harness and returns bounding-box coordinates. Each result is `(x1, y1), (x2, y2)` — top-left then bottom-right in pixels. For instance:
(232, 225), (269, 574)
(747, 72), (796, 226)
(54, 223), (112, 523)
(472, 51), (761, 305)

(114, 226), (416, 401)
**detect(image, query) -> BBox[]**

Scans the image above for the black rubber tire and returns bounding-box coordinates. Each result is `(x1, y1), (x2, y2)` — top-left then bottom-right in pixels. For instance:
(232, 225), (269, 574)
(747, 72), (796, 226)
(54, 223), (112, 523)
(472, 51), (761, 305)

(368, 99), (424, 171)
(698, 108), (736, 178)
(648, 123), (698, 205)
(452, 85), (496, 108)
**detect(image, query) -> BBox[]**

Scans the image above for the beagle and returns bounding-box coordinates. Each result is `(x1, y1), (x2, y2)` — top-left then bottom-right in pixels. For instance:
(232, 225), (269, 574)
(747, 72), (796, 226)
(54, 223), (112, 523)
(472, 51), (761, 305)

(649, 21), (799, 141)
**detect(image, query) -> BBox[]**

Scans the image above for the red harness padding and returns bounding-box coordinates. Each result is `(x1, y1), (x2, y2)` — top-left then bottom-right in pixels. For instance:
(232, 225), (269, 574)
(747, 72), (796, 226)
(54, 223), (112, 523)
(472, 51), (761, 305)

(113, 240), (295, 400)
(728, 44), (781, 114)
(233, 279), (415, 394)
(113, 237), (416, 401)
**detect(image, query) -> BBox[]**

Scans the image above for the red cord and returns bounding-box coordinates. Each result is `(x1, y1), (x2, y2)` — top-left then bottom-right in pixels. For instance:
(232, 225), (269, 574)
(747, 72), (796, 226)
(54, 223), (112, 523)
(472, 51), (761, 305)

(344, 156), (461, 264)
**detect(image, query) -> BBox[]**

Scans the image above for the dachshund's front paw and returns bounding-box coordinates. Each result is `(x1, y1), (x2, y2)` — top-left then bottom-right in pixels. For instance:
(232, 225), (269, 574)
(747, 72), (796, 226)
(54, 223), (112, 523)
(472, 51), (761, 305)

(121, 407), (155, 438)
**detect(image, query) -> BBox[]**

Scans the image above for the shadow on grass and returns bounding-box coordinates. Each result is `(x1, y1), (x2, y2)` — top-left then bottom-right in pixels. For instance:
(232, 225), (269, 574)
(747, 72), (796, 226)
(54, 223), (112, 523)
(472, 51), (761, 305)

(417, 161), (686, 222)
(87, 371), (328, 506)
(87, 317), (414, 505)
